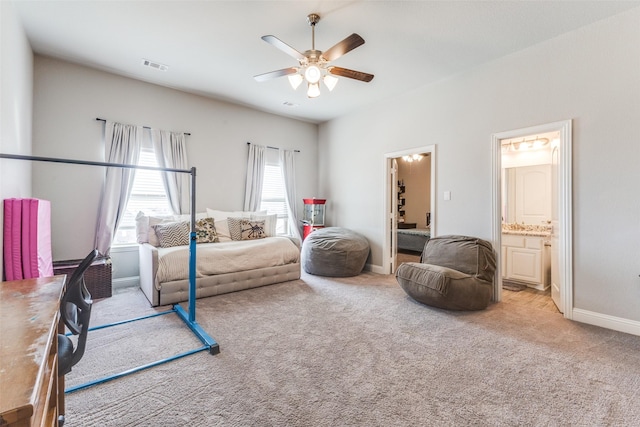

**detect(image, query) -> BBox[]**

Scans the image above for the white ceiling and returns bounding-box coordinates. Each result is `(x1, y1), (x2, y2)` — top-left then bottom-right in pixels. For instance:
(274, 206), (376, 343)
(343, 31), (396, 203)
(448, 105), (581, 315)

(13, 0), (640, 124)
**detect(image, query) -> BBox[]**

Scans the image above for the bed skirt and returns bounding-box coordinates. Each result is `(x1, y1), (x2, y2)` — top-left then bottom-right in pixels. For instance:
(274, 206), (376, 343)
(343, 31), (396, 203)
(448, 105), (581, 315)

(145, 262), (301, 306)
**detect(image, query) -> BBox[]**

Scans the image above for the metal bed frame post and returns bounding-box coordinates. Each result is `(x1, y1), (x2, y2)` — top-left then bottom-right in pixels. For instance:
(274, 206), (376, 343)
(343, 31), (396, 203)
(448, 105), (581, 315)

(0, 153), (219, 394)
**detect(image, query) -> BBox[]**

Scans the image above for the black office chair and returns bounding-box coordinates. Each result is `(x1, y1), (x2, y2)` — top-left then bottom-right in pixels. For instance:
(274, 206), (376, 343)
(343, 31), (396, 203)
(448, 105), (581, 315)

(57, 249), (98, 376)
(57, 250), (99, 427)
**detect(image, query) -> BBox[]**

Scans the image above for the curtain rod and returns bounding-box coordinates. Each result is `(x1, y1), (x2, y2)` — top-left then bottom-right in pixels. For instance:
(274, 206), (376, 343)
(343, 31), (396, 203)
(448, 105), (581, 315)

(246, 142), (300, 153)
(96, 118), (191, 136)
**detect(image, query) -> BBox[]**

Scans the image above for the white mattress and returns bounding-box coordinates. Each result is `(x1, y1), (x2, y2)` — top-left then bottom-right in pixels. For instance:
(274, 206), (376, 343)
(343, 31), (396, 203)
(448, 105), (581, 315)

(155, 236), (300, 286)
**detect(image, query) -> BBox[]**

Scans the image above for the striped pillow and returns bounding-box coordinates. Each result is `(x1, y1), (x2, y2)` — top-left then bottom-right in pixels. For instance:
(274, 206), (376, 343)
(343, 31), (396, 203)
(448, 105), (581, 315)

(227, 217), (244, 241)
(153, 221), (190, 248)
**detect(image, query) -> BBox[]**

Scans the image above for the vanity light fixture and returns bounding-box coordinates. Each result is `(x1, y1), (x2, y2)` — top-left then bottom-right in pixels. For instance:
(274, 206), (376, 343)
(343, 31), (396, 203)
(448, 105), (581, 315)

(402, 154), (424, 162)
(503, 137), (550, 153)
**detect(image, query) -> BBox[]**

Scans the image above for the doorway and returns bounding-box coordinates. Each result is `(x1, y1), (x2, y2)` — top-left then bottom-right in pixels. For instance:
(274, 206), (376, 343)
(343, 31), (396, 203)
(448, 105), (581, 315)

(491, 120), (573, 318)
(384, 145), (436, 274)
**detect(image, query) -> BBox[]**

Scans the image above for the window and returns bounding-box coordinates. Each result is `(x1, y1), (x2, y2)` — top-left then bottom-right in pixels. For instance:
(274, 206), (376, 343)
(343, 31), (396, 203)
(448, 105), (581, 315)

(260, 163), (289, 235)
(112, 147), (172, 245)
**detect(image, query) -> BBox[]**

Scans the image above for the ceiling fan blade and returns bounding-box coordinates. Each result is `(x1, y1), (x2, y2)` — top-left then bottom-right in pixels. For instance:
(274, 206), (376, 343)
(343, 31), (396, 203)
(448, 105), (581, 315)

(322, 33), (365, 62)
(261, 35), (306, 61)
(328, 66), (374, 83)
(254, 67), (299, 82)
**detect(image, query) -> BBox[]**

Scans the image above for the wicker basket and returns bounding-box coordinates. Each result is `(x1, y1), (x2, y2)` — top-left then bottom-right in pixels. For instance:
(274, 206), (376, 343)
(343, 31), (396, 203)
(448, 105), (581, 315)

(53, 257), (112, 299)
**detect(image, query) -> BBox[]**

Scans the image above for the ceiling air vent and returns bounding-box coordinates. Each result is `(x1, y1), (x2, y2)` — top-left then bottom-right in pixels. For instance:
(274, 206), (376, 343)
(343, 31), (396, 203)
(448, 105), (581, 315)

(142, 59), (169, 72)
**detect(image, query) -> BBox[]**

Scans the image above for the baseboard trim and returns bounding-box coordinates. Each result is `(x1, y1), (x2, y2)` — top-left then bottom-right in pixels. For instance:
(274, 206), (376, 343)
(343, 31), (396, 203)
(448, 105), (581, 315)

(572, 308), (640, 337)
(365, 264), (387, 275)
(113, 276), (139, 290)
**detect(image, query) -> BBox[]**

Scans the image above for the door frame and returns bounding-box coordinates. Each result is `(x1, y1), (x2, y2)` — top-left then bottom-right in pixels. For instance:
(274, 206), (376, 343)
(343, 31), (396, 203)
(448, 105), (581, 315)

(491, 120), (573, 318)
(384, 145), (436, 274)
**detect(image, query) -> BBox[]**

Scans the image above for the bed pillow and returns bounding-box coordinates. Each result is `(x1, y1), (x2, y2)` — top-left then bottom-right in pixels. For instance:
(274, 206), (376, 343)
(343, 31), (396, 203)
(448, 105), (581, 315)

(227, 217), (267, 240)
(250, 213), (278, 237)
(195, 217), (219, 243)
(227, 217), (267, 241)
(136, 211), (177, 246)
(135, 211), (150, 243)
(240, 219), (267, 240)
(152, 221), (190, 248)
(148, 216), (180, 246)
(206, 209), (268, 242)
(173, 212), (209, 222)
(226, 217), (244, 241)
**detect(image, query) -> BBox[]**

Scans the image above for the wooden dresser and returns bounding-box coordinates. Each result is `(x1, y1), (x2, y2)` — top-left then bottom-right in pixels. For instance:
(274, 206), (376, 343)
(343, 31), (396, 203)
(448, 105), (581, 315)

(0, 275), (66, 426)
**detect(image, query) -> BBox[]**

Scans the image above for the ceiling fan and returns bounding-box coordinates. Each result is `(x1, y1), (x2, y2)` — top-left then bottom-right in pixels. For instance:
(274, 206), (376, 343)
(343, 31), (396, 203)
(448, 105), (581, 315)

(254, 13), (374, 98)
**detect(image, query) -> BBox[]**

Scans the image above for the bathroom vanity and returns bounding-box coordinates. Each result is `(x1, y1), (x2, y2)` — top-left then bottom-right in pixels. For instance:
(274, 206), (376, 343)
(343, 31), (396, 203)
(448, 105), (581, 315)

(502, 229), (551, 290)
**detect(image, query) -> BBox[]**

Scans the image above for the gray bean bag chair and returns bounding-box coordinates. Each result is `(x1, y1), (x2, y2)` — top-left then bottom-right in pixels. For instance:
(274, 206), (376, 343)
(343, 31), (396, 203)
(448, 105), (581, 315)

(302, 227), (370, 277)
(395, 235), (496, 310)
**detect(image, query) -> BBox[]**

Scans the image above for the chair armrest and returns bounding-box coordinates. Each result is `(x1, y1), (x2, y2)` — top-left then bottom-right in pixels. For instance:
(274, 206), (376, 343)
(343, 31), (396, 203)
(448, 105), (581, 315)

(138, 243), (159, 306)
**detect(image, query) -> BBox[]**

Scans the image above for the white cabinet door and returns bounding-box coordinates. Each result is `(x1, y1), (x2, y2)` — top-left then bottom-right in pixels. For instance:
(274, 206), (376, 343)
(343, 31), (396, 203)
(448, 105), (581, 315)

(506, 247), (542, 284)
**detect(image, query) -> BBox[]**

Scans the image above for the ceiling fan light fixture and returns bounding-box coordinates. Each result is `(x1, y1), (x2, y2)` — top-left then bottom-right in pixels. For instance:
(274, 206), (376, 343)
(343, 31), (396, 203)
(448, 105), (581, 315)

(304, 65), (321, 84)
(288, 73), (304, 90)
(255, 13), (374, 99)
(307, 82), (320, 98)
(323, 74), (338, 91)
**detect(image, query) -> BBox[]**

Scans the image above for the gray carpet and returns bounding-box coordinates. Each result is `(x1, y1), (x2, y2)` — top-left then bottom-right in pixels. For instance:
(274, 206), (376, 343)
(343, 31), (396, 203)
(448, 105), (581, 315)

(65, 272), (640, 426)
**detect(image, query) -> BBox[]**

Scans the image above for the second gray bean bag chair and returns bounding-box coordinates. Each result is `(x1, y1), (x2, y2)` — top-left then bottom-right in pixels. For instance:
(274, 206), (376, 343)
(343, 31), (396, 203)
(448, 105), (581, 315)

(395, 235), (496, 310)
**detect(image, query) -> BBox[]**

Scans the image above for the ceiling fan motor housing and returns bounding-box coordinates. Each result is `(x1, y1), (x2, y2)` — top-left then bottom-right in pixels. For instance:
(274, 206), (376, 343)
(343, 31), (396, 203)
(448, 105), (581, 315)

(307, 13), (320, 26)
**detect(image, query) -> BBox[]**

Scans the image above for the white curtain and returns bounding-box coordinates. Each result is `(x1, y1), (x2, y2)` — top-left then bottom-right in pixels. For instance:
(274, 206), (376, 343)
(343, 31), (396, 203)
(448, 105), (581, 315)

(243, 144), (266, 211)
(280, 149), (301, 240)
(95, 121), (141, 256)
(151, 129), (189, 215)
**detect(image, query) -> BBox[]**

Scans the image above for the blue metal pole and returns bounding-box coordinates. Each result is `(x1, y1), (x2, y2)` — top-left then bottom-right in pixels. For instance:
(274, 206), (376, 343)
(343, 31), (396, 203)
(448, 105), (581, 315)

(65, 345), (210, 393)
(173, 304), (220, 355)
(87, 308), (176, 333)
(179, 166), (219, 355)
(0, 151), (221, 394)
(189, 167), (197, 323)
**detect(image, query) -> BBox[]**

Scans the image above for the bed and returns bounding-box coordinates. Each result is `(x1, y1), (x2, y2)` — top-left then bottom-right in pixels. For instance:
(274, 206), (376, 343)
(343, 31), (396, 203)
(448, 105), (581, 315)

(397, 227), (431, 253)
(137, 209), (301, 307)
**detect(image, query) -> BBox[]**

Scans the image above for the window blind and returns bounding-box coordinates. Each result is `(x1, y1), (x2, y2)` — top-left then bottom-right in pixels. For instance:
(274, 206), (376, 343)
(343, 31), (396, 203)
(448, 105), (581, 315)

(113, 148), (172, 244)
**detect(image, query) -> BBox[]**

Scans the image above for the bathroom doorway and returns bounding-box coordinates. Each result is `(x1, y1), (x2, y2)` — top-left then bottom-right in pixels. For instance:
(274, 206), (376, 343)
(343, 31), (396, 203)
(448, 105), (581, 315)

(384, 145), (436, 274)
(492, 120), (573, 317)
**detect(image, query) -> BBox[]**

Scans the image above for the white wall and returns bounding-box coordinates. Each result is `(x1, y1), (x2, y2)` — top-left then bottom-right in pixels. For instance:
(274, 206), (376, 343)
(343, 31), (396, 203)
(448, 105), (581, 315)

(32, 57), (318, 261)
(0, 1), (34, 281)
(319, 9), (640, 323)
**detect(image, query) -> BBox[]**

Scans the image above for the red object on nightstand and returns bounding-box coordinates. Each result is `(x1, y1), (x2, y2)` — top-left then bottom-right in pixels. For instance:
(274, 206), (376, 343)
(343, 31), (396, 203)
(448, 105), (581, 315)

(302, 198), (326, 240)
